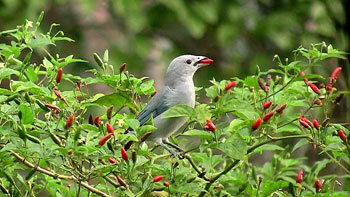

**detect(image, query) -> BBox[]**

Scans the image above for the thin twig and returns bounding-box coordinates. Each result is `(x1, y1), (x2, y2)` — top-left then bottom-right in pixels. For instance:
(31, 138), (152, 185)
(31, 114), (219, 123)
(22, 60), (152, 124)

(8, 149), (112, 197)
(198, 134), (309, 197)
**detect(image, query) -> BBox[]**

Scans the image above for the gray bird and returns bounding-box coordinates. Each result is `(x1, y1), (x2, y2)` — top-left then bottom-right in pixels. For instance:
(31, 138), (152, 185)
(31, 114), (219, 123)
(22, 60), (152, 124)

(125, 55), (213, 157)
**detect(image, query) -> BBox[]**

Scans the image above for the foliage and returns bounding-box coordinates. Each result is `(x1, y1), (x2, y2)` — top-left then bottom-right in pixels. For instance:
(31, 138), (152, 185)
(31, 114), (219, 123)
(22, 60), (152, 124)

(0, 13), (349, 196)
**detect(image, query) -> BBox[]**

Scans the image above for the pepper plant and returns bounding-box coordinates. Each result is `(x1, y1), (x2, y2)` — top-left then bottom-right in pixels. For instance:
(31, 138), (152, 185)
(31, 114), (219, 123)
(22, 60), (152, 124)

(0, 12), (349, 196)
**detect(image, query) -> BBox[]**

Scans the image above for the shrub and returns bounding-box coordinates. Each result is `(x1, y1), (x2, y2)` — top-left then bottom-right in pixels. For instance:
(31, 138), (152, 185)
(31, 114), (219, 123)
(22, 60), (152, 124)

(0, 12), (349, 196)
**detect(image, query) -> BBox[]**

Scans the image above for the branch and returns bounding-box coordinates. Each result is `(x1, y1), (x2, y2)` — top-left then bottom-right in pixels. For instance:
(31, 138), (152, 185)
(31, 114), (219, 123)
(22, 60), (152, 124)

(9, 149), (112, 197)
(198, 134), (309, 197)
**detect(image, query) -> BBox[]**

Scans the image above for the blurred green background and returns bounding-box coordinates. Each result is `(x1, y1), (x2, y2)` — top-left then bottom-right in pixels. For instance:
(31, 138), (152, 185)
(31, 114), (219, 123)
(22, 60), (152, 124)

(0, 0), (348, 90)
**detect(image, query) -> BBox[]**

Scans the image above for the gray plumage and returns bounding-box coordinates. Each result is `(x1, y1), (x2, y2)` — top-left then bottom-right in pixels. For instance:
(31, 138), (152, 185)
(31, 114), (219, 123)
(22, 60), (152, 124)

(130, 55), (213, 156)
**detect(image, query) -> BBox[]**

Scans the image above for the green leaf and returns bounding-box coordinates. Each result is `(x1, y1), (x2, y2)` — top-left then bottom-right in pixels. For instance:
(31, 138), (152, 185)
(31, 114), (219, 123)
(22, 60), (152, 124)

(260, 180), (289, 196)
(25, 66), (38, 82)
(93, 92), (130, 107)
(217, 135), (247, 160)
(162, 104), (195, 118)
(126, 119), (140, 131)
(19, 104), (34, 124)
(0, 68), (20, 80)
(292, 138), (309, 153)
(253, 144), (284, 154)
(182, 129), (213, 140)
(28, 36), (54, 48)
(0, 88), (14, 95)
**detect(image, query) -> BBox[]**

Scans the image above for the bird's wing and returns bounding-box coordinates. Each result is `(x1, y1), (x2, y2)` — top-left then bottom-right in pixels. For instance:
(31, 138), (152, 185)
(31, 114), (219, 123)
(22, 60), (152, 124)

(136, 87), (170, 126)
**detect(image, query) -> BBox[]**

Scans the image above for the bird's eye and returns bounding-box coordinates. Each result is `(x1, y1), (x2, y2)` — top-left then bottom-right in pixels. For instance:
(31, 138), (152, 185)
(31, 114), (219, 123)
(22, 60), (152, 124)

(186, 59), (192, 64)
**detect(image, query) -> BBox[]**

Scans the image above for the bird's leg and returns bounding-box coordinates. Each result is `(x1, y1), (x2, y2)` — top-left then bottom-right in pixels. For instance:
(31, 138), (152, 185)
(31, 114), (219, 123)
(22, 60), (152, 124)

(157, 140), (179, 158)
(163, 138), (184, 152)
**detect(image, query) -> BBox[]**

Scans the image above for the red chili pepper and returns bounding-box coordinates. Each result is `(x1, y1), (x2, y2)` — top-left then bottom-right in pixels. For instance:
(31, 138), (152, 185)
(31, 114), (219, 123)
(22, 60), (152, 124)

(163, 181), (170, 187)
(45, 103), (59, 110)
(121, 147), (129, 162)
(263, 101), (272, 110)
(313, 119), (320, 130)
(54, 90), (63, 100)
(312, 143), (317, 150)
(263, 111), (274, 122)
(56, 68), (63, 83)
(314, 99), (322, 105)
(299, 118), (311, 129)
(308, 82), (321, 95)
(331, 67), (342, 81)
(252, 117), (262, 131)
(258, 78), (268, 92)
(300, 116), (312, 127)
(65, 114), (74, 129)
(153, 175), (164, 182)
(276, 103), (287, 114)
(300, 71), (308, 83)
(94, 116), (101, 126)
(314, 179), (322, 193)
(99, 133), (113, 146)
(296, 170), (303, 184)
(116, 175), (128, 187)
(338, 130), (347, 142)
(106, 123), (114, 134)
(120, 63), (127, 73)
(108, 157), (117, 164)
(225, 81), (237, 91)
(204, 120), (216, 132)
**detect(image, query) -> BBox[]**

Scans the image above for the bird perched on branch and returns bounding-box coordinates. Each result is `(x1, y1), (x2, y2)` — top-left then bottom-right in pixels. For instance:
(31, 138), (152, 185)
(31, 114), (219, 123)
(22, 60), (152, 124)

(124, 55), (213, 157)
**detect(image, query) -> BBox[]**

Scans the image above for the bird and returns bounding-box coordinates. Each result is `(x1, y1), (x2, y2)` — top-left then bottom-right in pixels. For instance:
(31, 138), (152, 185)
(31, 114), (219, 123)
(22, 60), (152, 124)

(124, 55), (213, 157)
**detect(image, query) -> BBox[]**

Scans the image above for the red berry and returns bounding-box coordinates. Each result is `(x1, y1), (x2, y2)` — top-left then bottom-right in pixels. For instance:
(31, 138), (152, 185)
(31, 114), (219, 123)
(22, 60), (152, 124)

(308, 82), (321, 95)
(314, 179), (322, 192)
(65, 114), (74, 129)
(263, 111), (274, 122)
(153, 175), (164, 182)
(252, 117), (262, 131)
(313, 119), (320, 130)
(331, 67), (342, 81)
(296, 170), (303, 184)
(99, 133), (113, 146)
(56, 68), (63, 83)
(225, 81), (237, 91)
(121, 147), (129, 162)
(338, 130), (347, 142)
(263, 101), (272, 110)
(163, 181), (170, 187)
(204, 120), (216, 132)
(108, 157), (117, 164)
(94, 116), (101, 126)
(106, 123), (114, 134)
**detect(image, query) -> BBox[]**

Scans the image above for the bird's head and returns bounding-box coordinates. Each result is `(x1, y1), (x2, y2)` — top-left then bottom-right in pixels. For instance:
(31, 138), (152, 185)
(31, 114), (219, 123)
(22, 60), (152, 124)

(166, 55), (213, 81)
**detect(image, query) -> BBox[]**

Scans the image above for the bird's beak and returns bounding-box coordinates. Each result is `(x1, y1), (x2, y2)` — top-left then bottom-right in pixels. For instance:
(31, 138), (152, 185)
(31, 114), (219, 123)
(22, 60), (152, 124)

(197, 57), (214, 67)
